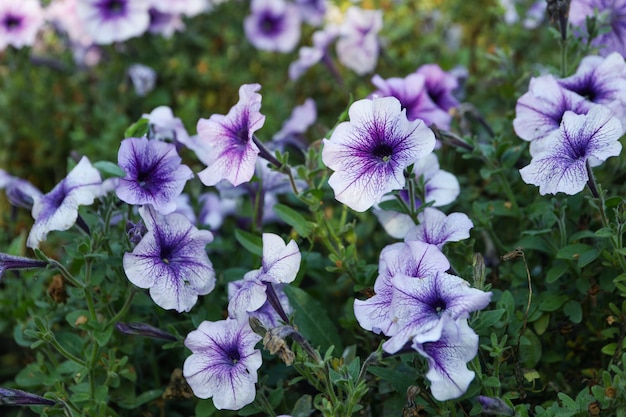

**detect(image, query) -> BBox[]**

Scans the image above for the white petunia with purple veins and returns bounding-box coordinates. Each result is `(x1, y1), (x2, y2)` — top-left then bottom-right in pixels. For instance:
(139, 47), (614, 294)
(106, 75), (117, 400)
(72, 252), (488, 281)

(413, 316), (479, 401)
(0, 0), (44, 51)
(354, 241), (449, 336)
(246, 233), (301, 284)
(27, 157), (102, 248)
(123, 205), (215, 313)
(194, 84), (266, 187)
(244, 0), (301, 53)
(405, 207), (473, 249)
(382, 271), (491, 354)
(519, 106), (623, 195)
(76, 0), (151, 44)
(336, 6), (383, 75)
(183, 318), (262, 410)
(322, 97), (436, 212)
(116, 137), (193, 214)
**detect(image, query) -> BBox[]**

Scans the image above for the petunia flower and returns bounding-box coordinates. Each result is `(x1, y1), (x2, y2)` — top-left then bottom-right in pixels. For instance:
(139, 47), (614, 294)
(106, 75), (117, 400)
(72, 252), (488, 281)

(76, 0), (150, 44)
(27, 157), (102, 248)
(0, 253), (48, 280)
(336, 6), (383, 75)
(272, 98), (317, 148)
(294, 0), (326, 26)
(0, 0), (44, 51)
(115, 322), (177, 341)
(123, 205), (215, 313)
(116, 137), (193, 215)
(383, 271), (491, 354)
(322, 97), (436, 212)
(194, 84), (266, 187)
(404, 207), (473, 249)
(46, 0), (93, 46)
(354, 241), (449, 336)
(143, 105), (190, 145)
(289, 25), (339, 81)
(147, 8), (184, 38)
(519, 105), (623, 195)
(412, 317), (479, 401)
(569, 0), (626, 57)
(477, 395), (516, 416)
(244, 0), (301, 53)
(513, 74), (594, 142)
(0, 387), (58, 406)
(183, 318), (262, 410)
(127, 64), (157, 96)
(0, 172), (42, 210)
(150, 0), (209, 17)
(228, 280), (292, 328)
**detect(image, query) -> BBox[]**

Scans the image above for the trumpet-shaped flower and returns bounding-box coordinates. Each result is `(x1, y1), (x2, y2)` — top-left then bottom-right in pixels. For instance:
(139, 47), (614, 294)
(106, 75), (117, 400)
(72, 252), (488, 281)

(0, 0), (44, 51)
(123, 205), (215, 313)
(519, 106), (623, 195)
(0, 253), (48, 279)
(383, 271), (491, 354)
(513, 74), (594, 142)
(569, 0), (626, 57)
(194, 84), (266, 187)
(116, 137), (193, 214)
(76, 0), (150, 44)
(405, 207), (473, 249)
(413, 317), (479, 401)
(354, 241), (449, 336)
(27, 157), (102, 248)
(183, 318), (262, 410)
(322, 97), (436, 212)
(244, 0), (301, 53)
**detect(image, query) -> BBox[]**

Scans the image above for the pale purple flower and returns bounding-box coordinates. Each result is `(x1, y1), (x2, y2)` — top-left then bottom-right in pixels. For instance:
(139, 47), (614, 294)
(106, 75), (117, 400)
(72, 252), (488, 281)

(416, 64), (461, 117)
(477, 395), (516, 416)
(147, 8), (184, 38)
(336, 6), (382, 75)
(0, 173), (42, 210)
(194, 84), (266, 187)
(143, 106), (190, 144)
(76, 0), (150, 44)
(0, 0), (44, 51)
(413, 317), (479, 401)
(513, 74), (594, 142)
(115, 322), (177, 341)
(569, 0), (626, 57)
(294, 0), (326, 26)
(244, 0), (301, 53)
(150, 0), (209, 16)
(228, 280), (292, 328)
(354, 241), (449, 336)
(405, 207), (473, 249)
(273, 98), (317, 145)
(116, 137), (193, 214)
(289, 25), (339, 80)
(123, 205), (215, 312)
(322, 97), (436, 212)
(27, 157), (102, 248)
(228, 233), (300, 323)
(519, 106), (623, 195)
(198, 192), (238, 230)
(46, 0), (93, 46)
(127, 64), (157, 96)
(558, 53), (626, 122)
(0, 253), (48, 279)
(383, 271), (491, 354)
(183, 318), (262, 410)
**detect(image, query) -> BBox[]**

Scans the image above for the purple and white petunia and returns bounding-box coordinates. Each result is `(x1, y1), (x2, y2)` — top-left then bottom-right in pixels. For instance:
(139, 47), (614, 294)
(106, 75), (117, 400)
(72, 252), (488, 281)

(150, 0), (209, 17)
(123, 205), (215, 313)
(228, 233), (300, 324)
(147, 8), (184, 38)
(27, 157), (102, 248)
(569, 0), (626, 57)
(289, 25), (339, 81)
(336, 6), (383, 75)
(0, 171), (42, 210)
(76, 0), (151, 44)
(194, 84), (266, 187)
(116, 137), (193, 214)
(322, 97), (436, 212)
(228, 280), (292, 328)
(404, 207), (473, 249)
(0, 0), (44, 51)
(143, 105), (190, 145)
(127, 63), (157, 96)
(413, 316), (479, 401)
(382, 271), (491, 354)
(0, 253), (48, 279)
(244, 0), (301, 53)
(183, 318), (262, 410)
(294, 0), (326, 26)
(354, 241), (449, 336)
(513, 74), (594, 142)
(519, 105), (623, 195)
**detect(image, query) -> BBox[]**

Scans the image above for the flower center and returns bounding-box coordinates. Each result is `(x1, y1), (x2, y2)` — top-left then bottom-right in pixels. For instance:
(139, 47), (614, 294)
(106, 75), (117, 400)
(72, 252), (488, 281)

(3, 15), (21, 30)
(260, 14), (281, 35)
(101, 0), (126, 16)
(226, 346), (241, 365)
(372, 143), (393, 162)
(432, 299), (447, 315)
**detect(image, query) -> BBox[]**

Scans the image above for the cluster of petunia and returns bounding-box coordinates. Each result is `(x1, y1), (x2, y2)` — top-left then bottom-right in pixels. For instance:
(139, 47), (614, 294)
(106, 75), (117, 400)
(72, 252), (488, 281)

(514, 52), (625, 195)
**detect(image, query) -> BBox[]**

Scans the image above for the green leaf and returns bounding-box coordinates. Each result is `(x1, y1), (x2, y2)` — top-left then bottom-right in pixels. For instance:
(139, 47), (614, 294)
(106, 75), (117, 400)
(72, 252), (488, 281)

(195, 399), (217, 417)
(482, 376), (501, 388)
(367, 364), (416, 394)
(539, 295), (568, 312)
(546, 262), (569, 283)
(93, 161), (126, 178)
(66, 310), (91, 328)
(519, 329), (542, 368)
(290, 395), (313, 417)
(124, 117), (149, 138)
(234, 229), (263, 257)
(601, 343), (617, 356)
(577, 248), (599, 268)
(533, 313), (550, 335)
(556, 243), (594, 262)
(273, 204), (314, 237)
(94, 326), (114, 346)
(284, 286), (343, 352)
(563, 300), (582, 323)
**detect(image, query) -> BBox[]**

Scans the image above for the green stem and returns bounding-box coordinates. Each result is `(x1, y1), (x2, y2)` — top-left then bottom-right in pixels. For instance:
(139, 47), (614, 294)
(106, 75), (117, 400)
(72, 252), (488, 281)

(107, 287), (137, 327)
(48, 259), (84, 289)
(560, 37), (568, 78)
(46, 333), (87, 367)
(255, 390), (277, 417)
